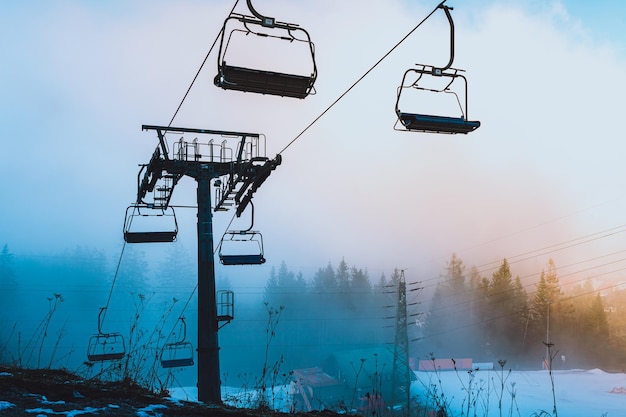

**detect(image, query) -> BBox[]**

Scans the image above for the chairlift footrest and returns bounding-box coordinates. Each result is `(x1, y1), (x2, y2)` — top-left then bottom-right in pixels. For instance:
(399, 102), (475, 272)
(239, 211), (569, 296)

(161, 358), (194, 368)
(398, 112), (480, 134)
(219, 254), (266, 265)
(124, 231), (177, 243)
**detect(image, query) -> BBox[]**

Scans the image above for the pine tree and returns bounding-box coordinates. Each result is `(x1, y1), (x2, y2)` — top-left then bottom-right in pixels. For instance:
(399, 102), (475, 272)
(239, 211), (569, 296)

(336, 258), (350, 293)
(531, 259), (561, 332)
(485, 259), (527, 357)
(468, 266), (490, 355)
(350, 266), (371, 293)
(264, 261), (306, 309)
(0, 244), (17, 291)
(263, 266), (280, 305)
(586, 293), (609, 341)
(512, 275), (530, 357)
(389, 268), (402, 286)
(528, 259), (563, 362)
(0, 244), (17, 323)
(312, 262), (336, 292)
(376, 272), (387, 290)
(423, 254), (473, 358)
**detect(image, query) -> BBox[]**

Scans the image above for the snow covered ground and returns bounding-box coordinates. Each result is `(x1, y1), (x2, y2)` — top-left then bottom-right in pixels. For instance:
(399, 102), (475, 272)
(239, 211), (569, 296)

(169, 368), (626, 416)
(411, 368), (626, 417)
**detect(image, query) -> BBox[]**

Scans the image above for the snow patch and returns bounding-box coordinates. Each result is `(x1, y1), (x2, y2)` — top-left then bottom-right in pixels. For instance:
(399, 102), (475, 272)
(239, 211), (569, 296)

(41, 395), (66, 405)
(136, 403), (168, 416)
(24, 404), (119, 416)
(0, 401), (15, 410)
(25, 407), (54, 414)
(73, 407), (115, 416)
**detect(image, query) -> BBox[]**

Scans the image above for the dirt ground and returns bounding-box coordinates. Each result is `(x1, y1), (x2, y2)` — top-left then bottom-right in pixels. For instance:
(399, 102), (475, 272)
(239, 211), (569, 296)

(0, 365), (343, 417)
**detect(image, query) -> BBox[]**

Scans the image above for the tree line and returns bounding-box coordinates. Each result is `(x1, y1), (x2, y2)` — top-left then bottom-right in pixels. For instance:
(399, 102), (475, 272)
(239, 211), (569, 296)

(253, 254), (626, 371)
(2, 243), (626, 377)
(422, 254), (626, 370)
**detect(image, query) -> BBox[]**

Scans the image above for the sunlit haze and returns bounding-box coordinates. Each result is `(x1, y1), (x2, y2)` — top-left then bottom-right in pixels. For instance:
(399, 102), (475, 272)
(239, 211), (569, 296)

(2, 1), (626, 413)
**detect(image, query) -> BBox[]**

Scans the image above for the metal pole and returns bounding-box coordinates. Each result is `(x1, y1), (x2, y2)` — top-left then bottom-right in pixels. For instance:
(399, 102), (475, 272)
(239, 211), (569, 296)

(196, 174), (221, 403)
(545, 303), (550, 367)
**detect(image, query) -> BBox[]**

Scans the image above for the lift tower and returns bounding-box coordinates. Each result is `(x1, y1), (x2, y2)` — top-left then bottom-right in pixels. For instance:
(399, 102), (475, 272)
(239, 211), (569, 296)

(128, 125), (280, 403)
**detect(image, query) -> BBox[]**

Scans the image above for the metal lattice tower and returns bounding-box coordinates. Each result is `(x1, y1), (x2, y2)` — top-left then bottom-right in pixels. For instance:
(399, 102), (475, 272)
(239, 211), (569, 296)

(391, 269), (411, 410)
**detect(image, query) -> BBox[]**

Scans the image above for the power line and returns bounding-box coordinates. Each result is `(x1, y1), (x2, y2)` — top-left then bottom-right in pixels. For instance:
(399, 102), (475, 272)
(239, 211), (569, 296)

(411, 223), (626, 295)
(474, 224), (626, 270)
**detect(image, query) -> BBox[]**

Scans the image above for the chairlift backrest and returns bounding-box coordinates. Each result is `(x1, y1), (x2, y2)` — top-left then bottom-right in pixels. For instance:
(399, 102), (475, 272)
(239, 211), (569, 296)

(160, 341), (194, 368)
(123, 205), (178, 243)
(87, 333), (125, 362)
(214, 4), (317, 99)
(219, 230), (265, 265)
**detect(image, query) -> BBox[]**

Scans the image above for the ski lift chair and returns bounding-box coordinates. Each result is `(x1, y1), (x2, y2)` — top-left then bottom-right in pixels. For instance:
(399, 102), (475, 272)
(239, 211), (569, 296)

(214, 0), (317, 98)
(160, 342), (194, 368)
(395, 66), (480, 134)
(394, 3), (480, 134)
(87, 308), (126, 362)
(87, 334), (126, 362)
(123, 204), (178, 243)
(160, 318), (194, 368)
(219, 201), (266, 265)
(219, 230), (266, 265)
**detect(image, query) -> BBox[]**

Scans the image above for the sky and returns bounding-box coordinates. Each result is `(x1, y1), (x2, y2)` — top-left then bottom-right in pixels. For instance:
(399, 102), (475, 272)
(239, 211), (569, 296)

(2, 0), (626, 295)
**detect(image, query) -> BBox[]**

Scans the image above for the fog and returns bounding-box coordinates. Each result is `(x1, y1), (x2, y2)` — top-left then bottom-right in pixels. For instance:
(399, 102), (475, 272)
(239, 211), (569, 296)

(2, 0), (626, 410)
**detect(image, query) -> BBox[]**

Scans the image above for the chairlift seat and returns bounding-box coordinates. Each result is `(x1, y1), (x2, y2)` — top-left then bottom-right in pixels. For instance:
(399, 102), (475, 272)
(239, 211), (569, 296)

(123, 205), (178, 243)
(160, 342), (194, 369)
(124, 231), (177, 243)
(87, 333), (125, 362)
(215, 64), (314, 99)
(161, 357), (194, 368)
(219, 254), (266, 265)
(87, 351), (125, 362)
(398, 112), (480, 134)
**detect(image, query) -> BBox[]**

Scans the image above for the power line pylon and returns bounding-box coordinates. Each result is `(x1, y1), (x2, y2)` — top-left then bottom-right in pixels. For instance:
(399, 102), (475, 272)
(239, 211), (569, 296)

(392, 269), (411, 412)
(131, 125), (280, 403)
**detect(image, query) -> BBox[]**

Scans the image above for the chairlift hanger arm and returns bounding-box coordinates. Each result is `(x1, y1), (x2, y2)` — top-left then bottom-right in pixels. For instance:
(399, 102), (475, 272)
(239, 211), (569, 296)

(235, 156), (281, 217)
(246, 0), (275, 27)
(438, 3), (455, 72)
(97, 307), (107, 335)
(244, 0), (311, 33)
(169, 317), (188, 344)
(137, 164), (149, 203)
(137, 148), (165, 203)
(238, 201), (255, 232)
